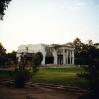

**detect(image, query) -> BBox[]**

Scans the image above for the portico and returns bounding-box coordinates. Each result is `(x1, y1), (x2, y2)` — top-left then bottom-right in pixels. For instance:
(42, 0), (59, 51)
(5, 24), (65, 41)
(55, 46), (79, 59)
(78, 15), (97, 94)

(42, 45), (75, 65)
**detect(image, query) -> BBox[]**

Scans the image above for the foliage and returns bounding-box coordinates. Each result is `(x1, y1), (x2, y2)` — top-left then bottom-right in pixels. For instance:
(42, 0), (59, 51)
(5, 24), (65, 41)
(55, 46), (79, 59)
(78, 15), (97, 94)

(73, 38), (99, 98)
(78, 48), (99, 98)
(0, 43), (6, 55)
(15, 52), (43, 88)
(34, 52), (43, 66)
(73, 37), (83, 55)
(6, 51), (17, 66)
(73, 38), (98, 65)
(15, 52), (29, 88)
(0, 67), (88, 88)
(0, 0), (12, 20)
(0, 42), (7, 67)
(32, 52), (43, 74)
(75, 45), (96, 65)
(0, 42), (17, 67)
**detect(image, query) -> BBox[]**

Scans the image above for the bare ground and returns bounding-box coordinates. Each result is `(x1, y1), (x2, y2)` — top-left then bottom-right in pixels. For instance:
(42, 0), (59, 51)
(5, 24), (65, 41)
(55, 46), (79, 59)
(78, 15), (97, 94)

(0, 68), (83, 99)
(0, 84), (83, 99)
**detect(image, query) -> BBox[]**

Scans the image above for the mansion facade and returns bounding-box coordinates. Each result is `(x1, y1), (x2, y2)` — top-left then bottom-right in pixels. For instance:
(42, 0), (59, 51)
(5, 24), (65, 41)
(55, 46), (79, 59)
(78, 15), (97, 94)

(17, 43), (74, 65)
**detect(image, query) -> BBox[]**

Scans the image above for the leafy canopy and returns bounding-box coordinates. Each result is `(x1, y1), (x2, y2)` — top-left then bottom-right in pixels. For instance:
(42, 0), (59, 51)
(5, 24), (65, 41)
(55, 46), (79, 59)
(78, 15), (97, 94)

(0, 0), (12, 20)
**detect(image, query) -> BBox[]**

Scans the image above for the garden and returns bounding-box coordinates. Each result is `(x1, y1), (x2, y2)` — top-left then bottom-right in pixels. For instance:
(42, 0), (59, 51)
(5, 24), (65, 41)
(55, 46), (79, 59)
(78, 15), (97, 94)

(0, 66), (87, 88)
(0, 66), (86, 99)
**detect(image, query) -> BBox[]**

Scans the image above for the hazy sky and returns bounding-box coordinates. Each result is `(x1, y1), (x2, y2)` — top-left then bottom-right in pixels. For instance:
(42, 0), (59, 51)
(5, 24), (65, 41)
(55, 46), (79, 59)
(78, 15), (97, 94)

(0, 0), (99, 52)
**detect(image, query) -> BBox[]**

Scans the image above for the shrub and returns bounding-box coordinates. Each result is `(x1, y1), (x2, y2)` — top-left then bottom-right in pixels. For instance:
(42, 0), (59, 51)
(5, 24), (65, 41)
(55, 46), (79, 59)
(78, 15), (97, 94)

(32, 52), (43, 74)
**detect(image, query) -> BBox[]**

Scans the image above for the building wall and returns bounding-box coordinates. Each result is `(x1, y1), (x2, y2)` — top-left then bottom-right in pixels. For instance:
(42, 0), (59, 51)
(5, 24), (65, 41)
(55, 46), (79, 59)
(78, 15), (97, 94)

(16, 44), (75, 65)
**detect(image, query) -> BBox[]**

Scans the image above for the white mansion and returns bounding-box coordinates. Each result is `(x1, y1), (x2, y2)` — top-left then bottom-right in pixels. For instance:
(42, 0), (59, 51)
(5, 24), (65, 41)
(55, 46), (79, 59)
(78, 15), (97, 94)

(17, 43), (74, 65)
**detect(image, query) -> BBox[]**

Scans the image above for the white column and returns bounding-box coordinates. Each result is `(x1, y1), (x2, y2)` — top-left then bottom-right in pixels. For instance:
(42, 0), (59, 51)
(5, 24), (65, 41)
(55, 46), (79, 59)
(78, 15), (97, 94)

(41, 52), (46, 65)
(72, 50), (74, 64)
(16, 53), (21, 63)
(63, 49), (66, 65)
(53, 49), (57, 64)
(18, 56), (21, 63)
(66, 50), (68, 64)
(70, 50), (72, 64)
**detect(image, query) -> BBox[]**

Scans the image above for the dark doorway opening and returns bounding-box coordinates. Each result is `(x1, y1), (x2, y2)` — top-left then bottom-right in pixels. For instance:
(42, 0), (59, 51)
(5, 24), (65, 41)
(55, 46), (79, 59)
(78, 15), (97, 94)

(45, 57), (54, 64)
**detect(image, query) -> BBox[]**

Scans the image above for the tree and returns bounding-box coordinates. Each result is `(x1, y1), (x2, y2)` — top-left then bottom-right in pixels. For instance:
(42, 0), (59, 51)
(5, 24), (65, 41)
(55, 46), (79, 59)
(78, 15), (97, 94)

(0, 43), (6, 55)
(79, 48), (99, 99)
(6, 51), (17, 66)
(32, 52), (43, 73)
(76, 40), (99, 98)
(15, 52), (43, 88)
(73, 38), (98, 65)
(73, 38), (99, 98)
(73, 38), (86, 65)
(0, 42), (6, 67)
(0, 0), (12, 20)
(73, 38), (84, 57)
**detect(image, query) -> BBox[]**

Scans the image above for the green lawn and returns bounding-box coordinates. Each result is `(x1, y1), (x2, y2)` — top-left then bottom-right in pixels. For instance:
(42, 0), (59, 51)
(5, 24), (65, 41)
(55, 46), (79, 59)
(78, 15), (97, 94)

(32, 67), (88, 88)
(0, 66), (88, 88)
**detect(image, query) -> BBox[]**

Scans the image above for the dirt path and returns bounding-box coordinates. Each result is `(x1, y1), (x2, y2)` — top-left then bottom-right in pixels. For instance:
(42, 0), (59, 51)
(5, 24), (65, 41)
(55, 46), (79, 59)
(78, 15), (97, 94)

(0, 85), (82, 99)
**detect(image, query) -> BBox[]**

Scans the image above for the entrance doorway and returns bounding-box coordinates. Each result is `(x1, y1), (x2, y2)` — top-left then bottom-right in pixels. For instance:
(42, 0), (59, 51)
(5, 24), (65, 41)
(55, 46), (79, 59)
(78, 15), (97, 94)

(45, 56), (54, 64)
(45, 51), (54, 64)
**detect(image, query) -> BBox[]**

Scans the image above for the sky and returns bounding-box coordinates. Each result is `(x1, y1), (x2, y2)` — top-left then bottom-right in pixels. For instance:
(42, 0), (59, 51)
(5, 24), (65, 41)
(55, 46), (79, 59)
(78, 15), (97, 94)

(0, 0), (99, 52)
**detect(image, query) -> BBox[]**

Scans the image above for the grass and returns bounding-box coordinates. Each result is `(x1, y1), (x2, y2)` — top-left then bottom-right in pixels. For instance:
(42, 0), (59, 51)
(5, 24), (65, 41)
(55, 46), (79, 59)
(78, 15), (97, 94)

(32, 67), (88, 88)
(0, 66), (88, 88)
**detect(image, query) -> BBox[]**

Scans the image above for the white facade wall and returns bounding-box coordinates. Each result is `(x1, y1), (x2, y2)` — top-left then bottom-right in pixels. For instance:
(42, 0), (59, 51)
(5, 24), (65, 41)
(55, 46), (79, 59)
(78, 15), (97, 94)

(17, 44), (75, 65)
(17, 44), (46, 65)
